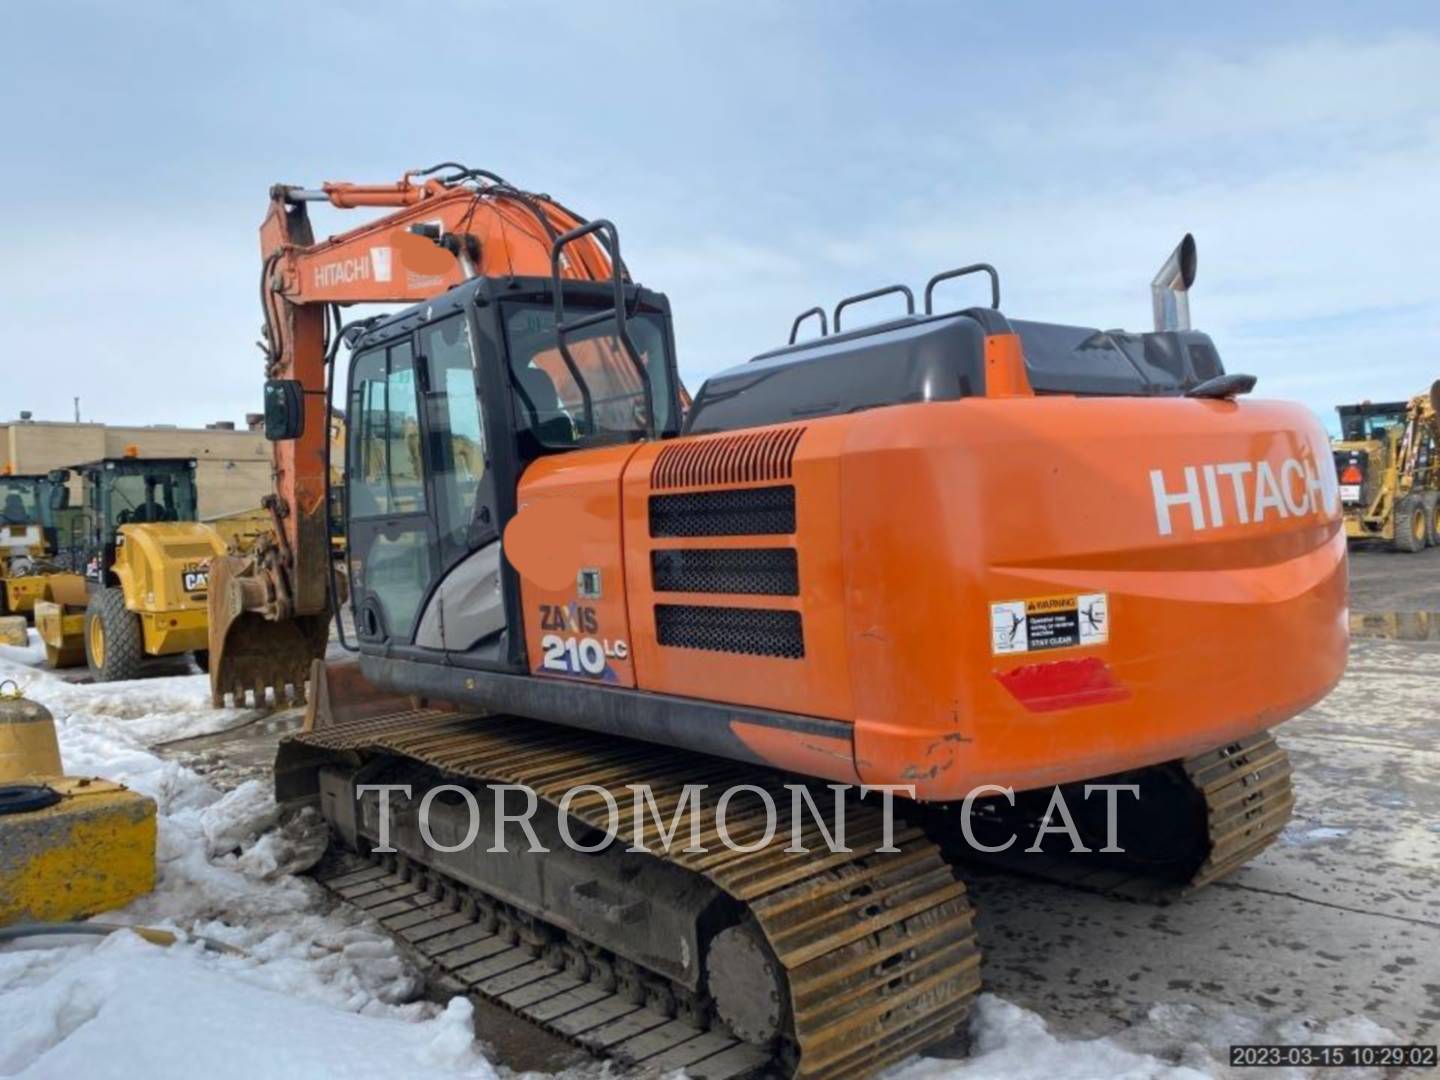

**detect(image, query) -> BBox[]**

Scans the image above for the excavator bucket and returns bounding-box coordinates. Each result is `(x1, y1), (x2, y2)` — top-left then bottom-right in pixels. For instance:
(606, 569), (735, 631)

(208, 554), (329, 708)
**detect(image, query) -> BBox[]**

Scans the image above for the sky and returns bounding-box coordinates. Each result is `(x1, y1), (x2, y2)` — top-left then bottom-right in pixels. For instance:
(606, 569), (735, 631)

(2, 1), (1437, 431)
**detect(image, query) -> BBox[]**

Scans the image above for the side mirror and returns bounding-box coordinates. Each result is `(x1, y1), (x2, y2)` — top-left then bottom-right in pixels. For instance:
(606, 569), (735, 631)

(47, 468), (70, 484)
(264, 379), (305, 441)
(49, 485), (70, 511)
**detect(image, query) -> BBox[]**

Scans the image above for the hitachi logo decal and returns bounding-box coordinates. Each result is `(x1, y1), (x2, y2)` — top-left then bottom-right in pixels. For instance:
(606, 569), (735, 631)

(1149, 458), (1337, 536)
(312, 247), (392, 289)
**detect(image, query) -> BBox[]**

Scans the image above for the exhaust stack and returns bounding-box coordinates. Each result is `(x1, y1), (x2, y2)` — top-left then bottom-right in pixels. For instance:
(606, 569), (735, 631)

(1151, 233), (1197, 332)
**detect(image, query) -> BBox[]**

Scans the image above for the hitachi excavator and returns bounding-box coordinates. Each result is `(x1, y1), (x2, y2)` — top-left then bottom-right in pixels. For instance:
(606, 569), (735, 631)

(210, 169), (1347, 1078)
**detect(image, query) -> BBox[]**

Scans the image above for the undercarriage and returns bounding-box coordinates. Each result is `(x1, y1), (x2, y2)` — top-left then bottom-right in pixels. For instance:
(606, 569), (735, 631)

(280, 709), (1292, 1078)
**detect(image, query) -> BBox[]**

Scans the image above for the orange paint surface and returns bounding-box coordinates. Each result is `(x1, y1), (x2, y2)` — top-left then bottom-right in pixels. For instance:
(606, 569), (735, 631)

(513, 393), (1346, 799)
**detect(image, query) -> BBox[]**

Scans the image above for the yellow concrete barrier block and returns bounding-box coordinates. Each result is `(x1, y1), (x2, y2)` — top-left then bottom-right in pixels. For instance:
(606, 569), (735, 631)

(0, 777), (157, 925)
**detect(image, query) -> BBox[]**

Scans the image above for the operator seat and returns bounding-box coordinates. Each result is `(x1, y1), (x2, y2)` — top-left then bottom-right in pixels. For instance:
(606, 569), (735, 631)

(2, 495), (26, 524)
(513, 364), (574, 456)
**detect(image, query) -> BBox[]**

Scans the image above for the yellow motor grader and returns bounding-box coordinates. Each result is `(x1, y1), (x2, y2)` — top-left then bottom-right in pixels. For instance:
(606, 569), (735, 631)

(1332, 382), (1440, 551)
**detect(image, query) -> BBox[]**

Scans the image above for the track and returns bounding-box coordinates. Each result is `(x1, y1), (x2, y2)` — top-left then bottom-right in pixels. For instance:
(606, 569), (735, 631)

(951, 731), (1294, 902)
(289, 708), (983, 1079)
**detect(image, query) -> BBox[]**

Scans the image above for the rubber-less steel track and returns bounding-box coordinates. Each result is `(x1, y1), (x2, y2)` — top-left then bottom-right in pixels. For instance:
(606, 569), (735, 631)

(293, 709), (982, 1079)
(1182, 731), (1295, 889)
(958, 731), (1294, 901)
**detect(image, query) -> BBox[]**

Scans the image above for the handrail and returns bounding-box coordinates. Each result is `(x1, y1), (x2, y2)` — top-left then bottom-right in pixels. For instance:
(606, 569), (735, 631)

(788, 306), (828, 344)
(548, 219), (655, 439)
(924, 264), (1000, 313)
(833, 284), (915, 333)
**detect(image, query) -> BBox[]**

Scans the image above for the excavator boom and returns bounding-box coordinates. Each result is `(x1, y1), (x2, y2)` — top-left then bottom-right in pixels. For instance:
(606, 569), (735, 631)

(209, 167), (620, 706)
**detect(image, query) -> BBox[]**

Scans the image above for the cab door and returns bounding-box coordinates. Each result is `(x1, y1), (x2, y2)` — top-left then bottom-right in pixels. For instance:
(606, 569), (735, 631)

(410, 313), (506, 654)
(347, 316), (505, 655)
(347, 337), (437, 645)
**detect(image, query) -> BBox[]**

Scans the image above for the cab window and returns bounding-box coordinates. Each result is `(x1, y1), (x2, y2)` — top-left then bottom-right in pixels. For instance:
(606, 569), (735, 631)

(349, 340), (426, 518)
(419, 315), (486, 560)
(504, 304), (674, 450)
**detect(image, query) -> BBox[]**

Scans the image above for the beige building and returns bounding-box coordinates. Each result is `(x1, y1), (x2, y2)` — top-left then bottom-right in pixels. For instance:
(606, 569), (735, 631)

(0, 419), (270, 519)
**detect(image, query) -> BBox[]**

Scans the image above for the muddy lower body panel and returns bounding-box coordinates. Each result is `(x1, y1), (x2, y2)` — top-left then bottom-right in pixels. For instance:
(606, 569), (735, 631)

(285, 709), (983, 1079)
(940, 731), (1294, 901)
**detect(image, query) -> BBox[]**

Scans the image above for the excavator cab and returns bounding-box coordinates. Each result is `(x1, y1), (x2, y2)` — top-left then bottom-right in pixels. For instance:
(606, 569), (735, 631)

(209, 213), (686, 703)
(338, 264), (681, 667)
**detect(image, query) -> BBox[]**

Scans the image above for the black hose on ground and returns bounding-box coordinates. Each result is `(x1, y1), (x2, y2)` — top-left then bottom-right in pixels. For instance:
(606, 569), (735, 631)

(0, 921), (244, 954)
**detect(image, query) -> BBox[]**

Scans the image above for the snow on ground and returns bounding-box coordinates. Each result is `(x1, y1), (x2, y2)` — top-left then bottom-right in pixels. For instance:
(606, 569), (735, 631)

(0, 627), (47, 668)
(2, 935), (492, 1080)
(0, 654), (1401, 1079)
(0, 657), (496, 1079)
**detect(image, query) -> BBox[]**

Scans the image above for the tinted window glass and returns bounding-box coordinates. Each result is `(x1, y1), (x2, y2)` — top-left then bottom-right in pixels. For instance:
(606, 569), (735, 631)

(419, 315), (486, 560)
(349, 341), (425, 518)
(0, 479), (39, 524)
(505, 305), (673, 449)
(105, 465), (196, 528)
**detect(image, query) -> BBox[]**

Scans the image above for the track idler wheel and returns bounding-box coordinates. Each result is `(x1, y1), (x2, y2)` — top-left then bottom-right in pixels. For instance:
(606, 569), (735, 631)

(708, 922), (789, 1045)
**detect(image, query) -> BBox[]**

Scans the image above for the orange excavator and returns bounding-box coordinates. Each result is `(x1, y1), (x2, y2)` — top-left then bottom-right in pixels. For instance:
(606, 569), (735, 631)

(211, 168), (1347, 1078)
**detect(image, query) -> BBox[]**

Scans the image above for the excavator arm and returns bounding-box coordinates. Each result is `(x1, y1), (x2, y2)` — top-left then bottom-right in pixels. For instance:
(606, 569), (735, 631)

(210, 167), (617, 706)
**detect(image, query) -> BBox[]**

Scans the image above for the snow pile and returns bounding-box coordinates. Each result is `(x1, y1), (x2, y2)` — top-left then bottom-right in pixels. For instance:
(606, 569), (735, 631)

(1130, 1000), (1401, 1080)
(897, 995), (1211, 1080)
(0, 626), (46, 668)
(0, 933), (495, 1080)
(0, 658), (487, 1077)
(898, 995), (1400, 1080)
(4, 659), (258, 747)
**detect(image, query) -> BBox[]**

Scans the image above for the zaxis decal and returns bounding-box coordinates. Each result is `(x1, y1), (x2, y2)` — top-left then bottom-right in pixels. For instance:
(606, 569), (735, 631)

(535, 603), (628, 680)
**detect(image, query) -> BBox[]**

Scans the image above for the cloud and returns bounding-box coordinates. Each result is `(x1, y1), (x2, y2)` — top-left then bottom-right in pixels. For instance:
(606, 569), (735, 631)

(643, 33), (1440, 421)
(1, 14), (1434, 430)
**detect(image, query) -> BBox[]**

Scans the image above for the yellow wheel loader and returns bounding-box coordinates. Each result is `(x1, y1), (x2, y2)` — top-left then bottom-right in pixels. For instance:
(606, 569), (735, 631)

(1332, 382), (1440, 552)
(34, 455), (228, 681)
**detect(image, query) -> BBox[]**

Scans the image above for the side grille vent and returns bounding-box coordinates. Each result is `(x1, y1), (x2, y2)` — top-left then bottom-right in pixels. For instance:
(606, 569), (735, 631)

(651, 427), (806, 490)
(652, 548), (799, 596)
(649, 485), (795, 538)
(655, 604), (805, 659)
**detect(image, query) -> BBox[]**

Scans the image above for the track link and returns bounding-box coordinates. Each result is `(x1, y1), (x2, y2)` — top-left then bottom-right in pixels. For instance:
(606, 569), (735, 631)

(954, 731), (1294, 901)
(292, 709), (982, 1078)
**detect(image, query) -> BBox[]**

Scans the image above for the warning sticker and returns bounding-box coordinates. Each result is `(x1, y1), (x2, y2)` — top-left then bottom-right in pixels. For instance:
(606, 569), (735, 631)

(991, 593), (1108, 655)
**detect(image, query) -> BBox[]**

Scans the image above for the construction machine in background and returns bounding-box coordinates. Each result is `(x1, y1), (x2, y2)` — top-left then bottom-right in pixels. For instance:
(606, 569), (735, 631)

(328, 410), (347, 562)
(0, 469), (77, 620)
(35, 454), (227, 679)
(210, 169), (1346, 1078)
(1332, 385), (1440, 551)
(203, 505), (274, 556)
